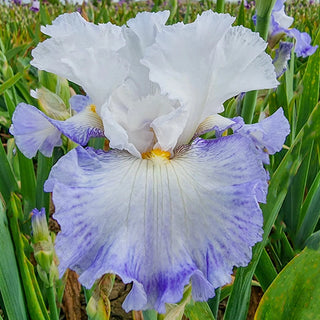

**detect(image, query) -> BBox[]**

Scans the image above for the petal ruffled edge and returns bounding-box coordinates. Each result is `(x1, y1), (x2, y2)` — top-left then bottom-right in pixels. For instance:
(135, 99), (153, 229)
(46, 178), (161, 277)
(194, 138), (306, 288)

(46, 133), (268, 313)
(10, 103), (62, 158)
(10, 102), (105, 158)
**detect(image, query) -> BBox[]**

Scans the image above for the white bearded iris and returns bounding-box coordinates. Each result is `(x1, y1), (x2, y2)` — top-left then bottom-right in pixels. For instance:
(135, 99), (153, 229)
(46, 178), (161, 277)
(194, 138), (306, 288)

(10, 11), (290, 313)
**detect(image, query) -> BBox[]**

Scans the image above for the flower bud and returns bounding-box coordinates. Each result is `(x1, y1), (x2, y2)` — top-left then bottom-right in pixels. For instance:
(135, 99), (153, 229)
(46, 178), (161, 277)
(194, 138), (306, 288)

(31, 208), (54, 276)
(31, 87), (70, 120)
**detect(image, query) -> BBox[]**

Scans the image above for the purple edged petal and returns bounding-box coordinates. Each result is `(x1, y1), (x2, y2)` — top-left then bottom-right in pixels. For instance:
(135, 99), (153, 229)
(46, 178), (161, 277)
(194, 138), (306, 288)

(273, 41), (294, 78)
(10, 103), (105, 158)
(234, 108), (290, 159)
(69, 95), (93, 113)
(52, 107), (105, 145)
(288, 28), (318, 58)
(10, 103), (62, 158)
(45, 134), (268, 313)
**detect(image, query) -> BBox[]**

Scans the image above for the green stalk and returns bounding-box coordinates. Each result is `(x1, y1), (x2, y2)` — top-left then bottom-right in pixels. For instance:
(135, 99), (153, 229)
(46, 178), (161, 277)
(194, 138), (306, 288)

(208, 287), (221, 319)
(8, 194), (49, 320)
(47, 286), (59, 320)
(255, 248), (277, 291)
(216, 0), (225, 13)
(241, 0), (276, 124)
(36, 153), (52, 216)
(157, 314), (165, 320)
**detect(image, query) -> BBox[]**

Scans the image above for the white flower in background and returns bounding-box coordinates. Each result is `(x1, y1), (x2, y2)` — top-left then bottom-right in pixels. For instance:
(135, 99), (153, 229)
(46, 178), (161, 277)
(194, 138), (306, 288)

(10, 11), (290, 312)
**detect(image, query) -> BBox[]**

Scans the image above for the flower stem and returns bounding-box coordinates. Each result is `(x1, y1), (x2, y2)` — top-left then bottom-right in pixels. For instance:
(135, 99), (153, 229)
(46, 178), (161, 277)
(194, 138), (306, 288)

(47, 286), (59, 320)
(216, 0), (225, 13)
(241, 0), (276, 124)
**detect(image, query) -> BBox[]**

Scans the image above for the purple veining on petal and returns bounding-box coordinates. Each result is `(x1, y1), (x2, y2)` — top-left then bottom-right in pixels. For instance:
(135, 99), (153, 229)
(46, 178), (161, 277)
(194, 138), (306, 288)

(233, 108), (290, 163)
(10, 103), (62, 158)
(45, 133), (267, 312)
(273, 41), (294, 77)
(10, 102), (105, 158)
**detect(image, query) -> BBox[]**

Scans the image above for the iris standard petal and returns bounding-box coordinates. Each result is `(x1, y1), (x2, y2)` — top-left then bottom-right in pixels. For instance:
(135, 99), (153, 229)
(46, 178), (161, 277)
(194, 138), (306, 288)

(45, 134), (267, 313)
(142, 11), (278, 146)
(288, 28), (318, 58)
(235, 108), (290, 158)
(31, 12), (129, 108)
(10, 103), (104, 158)
(273, 41), (294, 77)
(272, 2), (294, 31)
(10, 103), (62, 158)
(69, 95), (93, 113)
(126, 11), (170, 51)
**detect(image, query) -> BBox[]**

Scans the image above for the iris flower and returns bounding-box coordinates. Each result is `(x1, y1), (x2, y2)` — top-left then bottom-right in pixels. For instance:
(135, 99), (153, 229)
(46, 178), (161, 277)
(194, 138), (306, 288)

(268, 0), (318, 57)
(10, 11), (290, 312)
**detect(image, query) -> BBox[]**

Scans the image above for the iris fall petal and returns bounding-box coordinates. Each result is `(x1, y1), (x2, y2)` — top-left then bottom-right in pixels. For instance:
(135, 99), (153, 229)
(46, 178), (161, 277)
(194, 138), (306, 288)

(45, 135), (267, 312)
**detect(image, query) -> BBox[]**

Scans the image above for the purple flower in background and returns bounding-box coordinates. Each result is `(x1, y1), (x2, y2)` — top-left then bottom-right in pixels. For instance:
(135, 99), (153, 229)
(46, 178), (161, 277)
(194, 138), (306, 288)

(273, 41), (294, 77)
(11, 11), (289, 313)
(237, 0), (254, 9)
(269, 0), (318, 57)
(30, 0), (40, 12)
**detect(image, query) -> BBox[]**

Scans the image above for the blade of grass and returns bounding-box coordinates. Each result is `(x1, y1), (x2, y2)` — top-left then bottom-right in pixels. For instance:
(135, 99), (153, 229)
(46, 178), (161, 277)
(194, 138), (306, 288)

(36, 153), (53, 216)
(282, 141), (313, 236)
(294, 168), (320, 249)
(0, 67), (29, 96)
(17, 150), (37, 216)
(254, 249), (277, 292)
(0, 199), (28, 320)
(0, 141), (18, 201)
(8, 193), (50, 320)
(241, 0), (276, 123)
(297, 29), (320, 131)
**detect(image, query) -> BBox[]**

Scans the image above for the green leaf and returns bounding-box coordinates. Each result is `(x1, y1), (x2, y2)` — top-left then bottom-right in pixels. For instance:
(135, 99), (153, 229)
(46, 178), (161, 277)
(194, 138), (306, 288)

(17, 150), (37, 216)
(224, 103), (320, 320)
(184, 301), (215, 320)
(4, 89), (18, 118)
(5, 43), (34, 62)
(36, 153), (53, 215)
(8, 194), (50, 320)
(255, 247), (320, 320)
(282, 143), (313, 237)
(297, 28), (320, 131)
(0, 67), (28, 96)
(0, 141), (18, 201)
(142, 310), (157, 320)
(254, 248), (277, 292)
(236, 0), (245, 26)
(0, 199), (28, 320)
(294, 168), (320, 249)
(305, 231), (320, 251)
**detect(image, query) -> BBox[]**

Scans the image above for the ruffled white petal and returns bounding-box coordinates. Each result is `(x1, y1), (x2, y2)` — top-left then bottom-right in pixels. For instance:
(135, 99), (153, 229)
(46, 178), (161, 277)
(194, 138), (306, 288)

(142, 11), (278, 147)
(126, 11), (170, 50)
(45, 134), (267, 312)
(103, 87), (182, 157)
(31, 12), (129, 108)
(272, 5), (294, 30)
